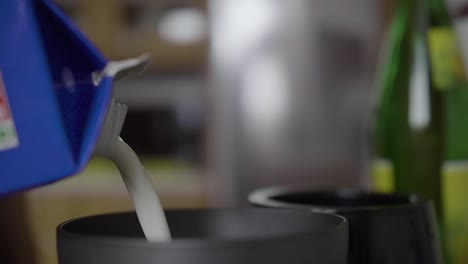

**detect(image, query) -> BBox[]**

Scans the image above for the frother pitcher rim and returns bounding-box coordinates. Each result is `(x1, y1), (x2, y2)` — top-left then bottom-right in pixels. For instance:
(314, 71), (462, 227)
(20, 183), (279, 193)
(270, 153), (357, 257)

(57, 208), (348, 248)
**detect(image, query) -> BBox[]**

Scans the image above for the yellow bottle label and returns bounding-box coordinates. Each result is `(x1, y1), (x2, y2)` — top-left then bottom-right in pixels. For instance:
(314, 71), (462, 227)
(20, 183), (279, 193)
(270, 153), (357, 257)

(428, 28), (466, 91)
(371, 159), (394, 193)
(371, 159), (468, 263)
(443, 161), (468, 264)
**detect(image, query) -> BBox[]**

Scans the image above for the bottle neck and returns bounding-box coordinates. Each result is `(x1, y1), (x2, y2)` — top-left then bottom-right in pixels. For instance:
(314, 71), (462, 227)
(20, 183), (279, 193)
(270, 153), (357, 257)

(429, 0), (452, 27)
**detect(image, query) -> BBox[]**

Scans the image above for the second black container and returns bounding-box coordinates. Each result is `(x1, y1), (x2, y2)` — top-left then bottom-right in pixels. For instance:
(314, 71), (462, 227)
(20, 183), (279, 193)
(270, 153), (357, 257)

(249, 187), (442, 264)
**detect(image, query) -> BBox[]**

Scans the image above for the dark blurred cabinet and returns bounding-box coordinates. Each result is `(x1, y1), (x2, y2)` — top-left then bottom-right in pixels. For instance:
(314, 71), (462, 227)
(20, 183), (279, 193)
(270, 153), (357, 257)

(55, 0), (208, 73)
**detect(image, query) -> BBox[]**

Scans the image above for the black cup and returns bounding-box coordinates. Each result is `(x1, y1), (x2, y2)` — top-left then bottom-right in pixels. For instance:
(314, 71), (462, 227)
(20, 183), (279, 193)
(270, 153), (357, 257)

(249, 187), (443, 264)
(57, 208), (348, 264)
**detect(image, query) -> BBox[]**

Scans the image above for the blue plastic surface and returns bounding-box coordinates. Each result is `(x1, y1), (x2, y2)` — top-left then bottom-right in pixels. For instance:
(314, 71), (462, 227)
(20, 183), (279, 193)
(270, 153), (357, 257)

(0, 0), (113, 195)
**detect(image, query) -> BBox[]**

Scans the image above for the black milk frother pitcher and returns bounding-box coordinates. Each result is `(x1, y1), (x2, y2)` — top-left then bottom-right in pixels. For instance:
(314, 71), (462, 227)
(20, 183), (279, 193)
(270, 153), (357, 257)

(57, 208), (348, 264)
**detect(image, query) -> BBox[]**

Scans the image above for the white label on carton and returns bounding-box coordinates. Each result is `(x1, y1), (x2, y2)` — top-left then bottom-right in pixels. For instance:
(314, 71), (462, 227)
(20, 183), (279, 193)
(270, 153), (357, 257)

(0, 70), (19, 151)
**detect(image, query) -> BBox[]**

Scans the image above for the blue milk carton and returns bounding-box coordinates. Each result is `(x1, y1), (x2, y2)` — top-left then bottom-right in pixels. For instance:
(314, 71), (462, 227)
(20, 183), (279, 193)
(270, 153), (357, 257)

(0, 0), (114, 195)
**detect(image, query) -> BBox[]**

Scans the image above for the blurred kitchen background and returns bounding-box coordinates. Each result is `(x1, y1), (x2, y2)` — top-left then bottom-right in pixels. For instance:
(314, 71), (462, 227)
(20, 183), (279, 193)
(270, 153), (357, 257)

(2, 1), (395, 264)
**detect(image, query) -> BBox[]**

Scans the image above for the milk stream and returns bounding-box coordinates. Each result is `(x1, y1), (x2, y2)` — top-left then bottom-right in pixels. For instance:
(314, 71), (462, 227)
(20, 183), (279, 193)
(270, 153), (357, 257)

(109, 138), (172, 242)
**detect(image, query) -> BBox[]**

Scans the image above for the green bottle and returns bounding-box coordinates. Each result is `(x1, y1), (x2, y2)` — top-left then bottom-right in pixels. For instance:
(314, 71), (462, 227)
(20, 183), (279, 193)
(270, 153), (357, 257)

(373, 0), (468, 262)
(374, 0), (445, 216)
